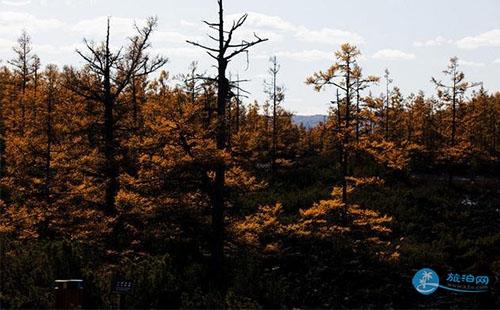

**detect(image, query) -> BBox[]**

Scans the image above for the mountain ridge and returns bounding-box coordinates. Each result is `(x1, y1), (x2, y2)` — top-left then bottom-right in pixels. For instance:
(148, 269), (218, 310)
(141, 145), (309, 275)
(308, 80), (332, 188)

(292, 114), (327, 128)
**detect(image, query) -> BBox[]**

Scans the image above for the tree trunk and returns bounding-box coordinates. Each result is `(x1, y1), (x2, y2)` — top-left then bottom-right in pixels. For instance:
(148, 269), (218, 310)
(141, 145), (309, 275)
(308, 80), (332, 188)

(0, 96), (5, 202)
(342, 61), (351, 204)
(103, 94), (118, 215)
(103, 38), (118, 215)
(211, 0), (228, 291)
(272, 70), (277, 177)
(45, 89), (53, 204)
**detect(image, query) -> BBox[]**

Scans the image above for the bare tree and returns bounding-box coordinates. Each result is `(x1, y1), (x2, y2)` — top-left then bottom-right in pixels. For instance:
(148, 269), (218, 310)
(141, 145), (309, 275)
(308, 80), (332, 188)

(226, 73), (249, 148)
(187, 0), (267, 291)
(235, 73), (242, 133)
(264, 56), (285, 176)
(66, 17), (167, 215)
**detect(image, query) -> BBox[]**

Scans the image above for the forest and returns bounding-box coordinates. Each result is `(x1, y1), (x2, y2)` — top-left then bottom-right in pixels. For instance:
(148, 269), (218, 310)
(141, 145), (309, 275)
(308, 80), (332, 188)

(0, 0), (499, 308)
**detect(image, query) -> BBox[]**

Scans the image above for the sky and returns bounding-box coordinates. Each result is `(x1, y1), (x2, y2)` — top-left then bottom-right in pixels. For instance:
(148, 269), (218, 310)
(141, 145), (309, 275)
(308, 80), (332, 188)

(0, 0), (499, 115)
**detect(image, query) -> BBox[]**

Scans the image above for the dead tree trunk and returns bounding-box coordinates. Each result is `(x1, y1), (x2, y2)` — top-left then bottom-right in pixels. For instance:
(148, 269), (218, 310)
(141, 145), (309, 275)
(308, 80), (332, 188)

(187, 0), (267, 292)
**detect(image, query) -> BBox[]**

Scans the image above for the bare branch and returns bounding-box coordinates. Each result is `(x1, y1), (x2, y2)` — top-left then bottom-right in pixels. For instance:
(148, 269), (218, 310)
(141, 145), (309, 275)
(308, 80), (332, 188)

(186, 40), (219, 53)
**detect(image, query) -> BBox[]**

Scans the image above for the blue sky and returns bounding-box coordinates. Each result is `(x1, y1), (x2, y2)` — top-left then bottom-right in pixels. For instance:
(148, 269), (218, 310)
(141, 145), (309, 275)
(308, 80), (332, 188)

(1, 0), (499, 114)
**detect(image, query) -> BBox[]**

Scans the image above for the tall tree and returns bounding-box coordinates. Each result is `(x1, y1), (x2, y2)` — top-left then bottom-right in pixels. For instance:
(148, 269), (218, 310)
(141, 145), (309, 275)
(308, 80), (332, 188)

(432, 57), (480, 146)
(234, 73), (242, 133)
(9, 31), (38, 134)
(307, 44), (376, 203)
(352, 66), (379, 142)
(187, 0), (267, 291)
(383, 68), (393, 139)
(43, 65), (58, 205)
(0, 67), (10, 202)
(66, 17), (167, 215)
(264, 56), (285, 176)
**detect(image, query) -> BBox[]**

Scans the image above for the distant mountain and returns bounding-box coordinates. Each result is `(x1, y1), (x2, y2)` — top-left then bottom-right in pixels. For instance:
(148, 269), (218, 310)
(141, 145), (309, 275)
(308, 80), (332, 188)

(292, 114), (327, 128)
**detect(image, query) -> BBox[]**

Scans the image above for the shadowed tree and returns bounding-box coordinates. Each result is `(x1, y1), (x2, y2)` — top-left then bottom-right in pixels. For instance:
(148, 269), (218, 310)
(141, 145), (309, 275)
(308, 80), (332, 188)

(66, 17), (167, 215)
(352, 66), (379, 143)
(31, 55), (41, 119)
(307, 44), (376, 203)
(264, 56), (285, 176)
(0, 67), (9, 202)
(187, 0), (267, 291)
(43, 65), (58, 205)
(432, 57), (480, 184)
(432, 57), (480, 146)
(234, 73), (242, 133)
(383, 68), (393, 139)
(227, 73), (249, 148)
(9, 31), (38, 134)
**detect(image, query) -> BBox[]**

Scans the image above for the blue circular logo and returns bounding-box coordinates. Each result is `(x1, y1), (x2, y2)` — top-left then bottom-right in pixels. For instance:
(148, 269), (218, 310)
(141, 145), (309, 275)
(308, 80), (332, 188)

(412, 268), (439, 295)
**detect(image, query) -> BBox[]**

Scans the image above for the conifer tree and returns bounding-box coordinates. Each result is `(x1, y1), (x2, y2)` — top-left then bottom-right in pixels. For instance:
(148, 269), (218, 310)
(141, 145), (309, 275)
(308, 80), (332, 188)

(66, 17), (166, 215)
(307, 44), (376, 203)
(432, 57), (480, 146)
(9, 31), (38, 134)
(264, 56), (285, 176)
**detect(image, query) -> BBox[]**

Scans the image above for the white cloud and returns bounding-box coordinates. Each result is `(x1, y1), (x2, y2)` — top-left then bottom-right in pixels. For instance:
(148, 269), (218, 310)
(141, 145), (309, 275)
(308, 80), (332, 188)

(372, 49), (415, 60)
(456, 29), (500, 49)
(71, 17), (200, 48)
(295, 27), (364, 45)
(228, 27), (284, 43)
(1, 0), (31, 6)
(71, 16), (145, 37)
(459, 60), (485, 67)
(494, 59), (500, 64)
(180, 19), (197, 28)
(226, 11), (364, 46)
(414, 36), (452, 47)
(227, 12), (295, 32)
(273, 49), (332, 62)
(34, 42), (85, 55)
(0, 11), (64, 34)
(153, 31), (200, 44)
(153, 47), (202, 59)
(0, 37), (15, 52)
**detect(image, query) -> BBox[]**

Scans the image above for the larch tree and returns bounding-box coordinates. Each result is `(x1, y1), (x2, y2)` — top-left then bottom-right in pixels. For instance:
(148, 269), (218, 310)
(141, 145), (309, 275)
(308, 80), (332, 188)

(31, 55), (41, 119)
(9, 31), (38, 134)
(187, 0), (267, 291)
(389, 86), (405, 142)
(383, 68), (393, 139)
(226, 73), (248, 149)
(66, 17), (167, 215)
(432, 57), (480, 146)
(264, 56), (285, 176)
(352, 65), (379, 143)
(306, 44), (376, 203)
(432, 57), (481, 184)
(234, 73), (243, 134)
(0, 67), (10, 202)
(43, 65), (58, 205)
